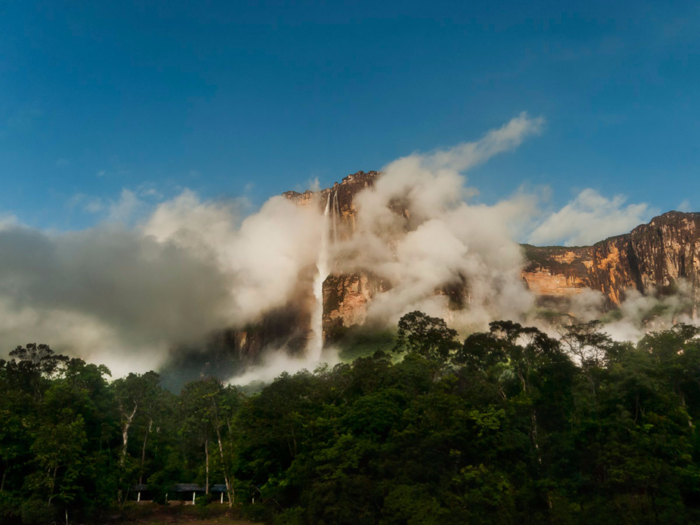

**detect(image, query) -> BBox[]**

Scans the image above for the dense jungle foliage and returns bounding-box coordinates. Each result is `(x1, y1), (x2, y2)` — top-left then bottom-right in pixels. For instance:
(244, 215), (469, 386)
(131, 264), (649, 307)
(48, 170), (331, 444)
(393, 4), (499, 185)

(2, 312), (700, 524)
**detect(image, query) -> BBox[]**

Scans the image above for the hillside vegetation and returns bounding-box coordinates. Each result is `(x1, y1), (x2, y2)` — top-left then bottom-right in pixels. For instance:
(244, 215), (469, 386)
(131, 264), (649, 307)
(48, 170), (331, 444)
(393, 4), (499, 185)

(2, 313), (700, 524)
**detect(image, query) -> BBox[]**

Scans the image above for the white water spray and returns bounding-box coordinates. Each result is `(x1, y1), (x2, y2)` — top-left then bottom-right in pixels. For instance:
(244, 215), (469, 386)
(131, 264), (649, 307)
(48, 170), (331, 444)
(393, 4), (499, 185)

(307, 192), (332, 361)
(333, 190), (341, 242)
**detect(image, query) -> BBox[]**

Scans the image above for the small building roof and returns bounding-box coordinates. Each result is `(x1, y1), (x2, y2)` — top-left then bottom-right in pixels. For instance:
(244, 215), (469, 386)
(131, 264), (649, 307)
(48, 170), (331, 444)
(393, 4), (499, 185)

(131, 483), (226, 493)
(173, 484), (205, 492)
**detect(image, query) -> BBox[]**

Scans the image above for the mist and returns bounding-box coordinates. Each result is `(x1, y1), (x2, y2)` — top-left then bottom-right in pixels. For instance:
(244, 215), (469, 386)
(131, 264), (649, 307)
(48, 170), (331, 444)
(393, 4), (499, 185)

(331, 113), (543, 330)
(0, 193), (323, 377)
(0, 114), (690, 383)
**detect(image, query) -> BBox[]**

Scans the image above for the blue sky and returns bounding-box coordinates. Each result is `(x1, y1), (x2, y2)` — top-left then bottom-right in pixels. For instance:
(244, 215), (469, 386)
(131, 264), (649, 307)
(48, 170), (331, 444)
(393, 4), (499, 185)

(1, 0), (698, 230)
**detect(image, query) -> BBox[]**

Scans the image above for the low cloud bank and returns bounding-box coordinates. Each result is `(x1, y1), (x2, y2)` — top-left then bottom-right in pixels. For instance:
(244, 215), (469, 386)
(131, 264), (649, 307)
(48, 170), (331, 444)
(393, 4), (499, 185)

(0, 114), (683, 381)
(0, 193), (322, 376)
(333, 114), (544, 330)
(528, 189), (655, 246)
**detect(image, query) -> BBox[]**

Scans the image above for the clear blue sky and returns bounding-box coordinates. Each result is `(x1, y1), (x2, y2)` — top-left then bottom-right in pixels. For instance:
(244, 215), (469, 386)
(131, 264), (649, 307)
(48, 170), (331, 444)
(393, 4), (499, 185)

(1, 0), (698, 230)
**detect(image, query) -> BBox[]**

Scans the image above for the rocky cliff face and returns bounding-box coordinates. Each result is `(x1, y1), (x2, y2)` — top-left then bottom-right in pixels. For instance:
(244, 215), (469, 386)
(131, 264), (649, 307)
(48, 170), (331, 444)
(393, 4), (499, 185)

(231, 172), (699, 358)
(286, 171), (392, 342)
(522, 211), (700, 310)
(226, 172), (382, 358)
(312, 174), (700, 334)
(283, 170), (380, 234)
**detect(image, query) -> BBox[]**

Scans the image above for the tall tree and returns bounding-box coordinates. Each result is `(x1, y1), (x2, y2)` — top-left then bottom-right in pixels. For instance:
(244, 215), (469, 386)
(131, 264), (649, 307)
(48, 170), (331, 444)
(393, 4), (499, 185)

(111, 371), (161, 503)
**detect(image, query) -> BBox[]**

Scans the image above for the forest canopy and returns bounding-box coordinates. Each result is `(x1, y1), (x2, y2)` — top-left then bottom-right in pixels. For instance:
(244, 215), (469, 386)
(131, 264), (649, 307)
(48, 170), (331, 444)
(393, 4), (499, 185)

(2, 314), (700, 525)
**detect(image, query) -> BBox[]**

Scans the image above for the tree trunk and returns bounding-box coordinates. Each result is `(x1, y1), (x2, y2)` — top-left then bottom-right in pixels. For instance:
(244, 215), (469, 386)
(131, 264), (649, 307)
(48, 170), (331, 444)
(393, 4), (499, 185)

(118, 402), (139, 505)
(48, 465), (58, 505)
(139, 419), (153, 484)
(205, 438), (210, 494)
(120, 402), (139, 467)
(530, 408), (552, 512)
(0, 468), (6, 493)
(531, 409), (542, 464)
(215, 427), (234, 507)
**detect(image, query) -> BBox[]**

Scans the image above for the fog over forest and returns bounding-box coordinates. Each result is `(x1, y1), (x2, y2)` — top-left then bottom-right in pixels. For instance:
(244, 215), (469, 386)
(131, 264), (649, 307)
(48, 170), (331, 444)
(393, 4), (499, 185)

(1, 115), (682, 385)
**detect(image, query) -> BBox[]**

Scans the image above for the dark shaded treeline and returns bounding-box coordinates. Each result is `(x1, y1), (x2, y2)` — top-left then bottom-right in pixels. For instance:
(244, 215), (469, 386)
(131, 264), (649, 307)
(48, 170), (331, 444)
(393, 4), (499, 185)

(2, 313), (700, 524)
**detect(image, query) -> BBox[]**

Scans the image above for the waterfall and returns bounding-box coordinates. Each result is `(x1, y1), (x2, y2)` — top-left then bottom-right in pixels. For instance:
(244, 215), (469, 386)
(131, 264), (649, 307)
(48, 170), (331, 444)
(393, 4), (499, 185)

(307, 192), (332, 362)
(331, 191), (338, 242)
(333, 190), (340, 242)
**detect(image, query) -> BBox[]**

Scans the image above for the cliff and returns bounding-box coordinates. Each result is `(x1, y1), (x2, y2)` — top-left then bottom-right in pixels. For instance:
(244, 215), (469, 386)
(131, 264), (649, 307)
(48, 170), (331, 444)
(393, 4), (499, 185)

(285, 171), (391, 342)
(522, 211), (700, 309)
(231, 172), (699, 358)
(283, 170), (379, 233)
(312, 174), (700, 335)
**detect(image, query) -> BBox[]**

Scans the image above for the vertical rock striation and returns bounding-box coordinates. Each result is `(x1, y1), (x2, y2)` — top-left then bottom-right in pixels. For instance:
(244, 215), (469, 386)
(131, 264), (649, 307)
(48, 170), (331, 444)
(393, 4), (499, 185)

(231, 172), (699, 360)
(522, 211), (700, 308)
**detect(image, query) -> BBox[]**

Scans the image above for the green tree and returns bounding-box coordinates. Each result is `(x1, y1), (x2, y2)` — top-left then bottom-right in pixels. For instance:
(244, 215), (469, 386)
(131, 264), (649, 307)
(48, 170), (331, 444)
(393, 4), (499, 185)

(393, 311), (461, 379)
(111, 371), (161, 504)
(180, 378), (242, 506)
(26, 411), (87, 508)
(8, 343), (68, 401)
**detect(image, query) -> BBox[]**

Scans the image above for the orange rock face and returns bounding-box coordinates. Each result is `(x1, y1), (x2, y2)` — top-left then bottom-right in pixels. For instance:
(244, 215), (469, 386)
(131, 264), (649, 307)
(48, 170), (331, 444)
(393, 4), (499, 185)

(522, 211), (700, 308)
(322, 272), (389, 339)
(230, 172), (700, 359)
(521, 269), (586, 297)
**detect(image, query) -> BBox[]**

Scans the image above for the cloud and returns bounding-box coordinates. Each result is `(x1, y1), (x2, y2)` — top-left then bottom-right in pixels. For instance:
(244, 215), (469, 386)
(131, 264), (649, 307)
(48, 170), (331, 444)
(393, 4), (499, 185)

(108, 189), (143, 223)
(138, 187), (164, 199)
(602, 282), (698, 343)
(8, 112), (679, 386)
(527, 189), (655, 246)
(69, 184), (168, 220)
(0, 188), (320, 376)
(420, 112), (545, 173)
(0, 222), (235, 375)
(20, 113), (685, 385)
(67, 194), (104, 214)
(307, 177), (321, 192)
(142, 190), (323, 325)
(325, 114), (544, 331)
(0, 215), (18, 231)
(85, 199), (104, 213)
(230, 346), (341, 386)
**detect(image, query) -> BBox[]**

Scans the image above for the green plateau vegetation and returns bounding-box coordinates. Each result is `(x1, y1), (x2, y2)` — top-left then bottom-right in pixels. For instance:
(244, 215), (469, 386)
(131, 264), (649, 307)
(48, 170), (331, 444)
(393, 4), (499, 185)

(3, 312), (700, 524)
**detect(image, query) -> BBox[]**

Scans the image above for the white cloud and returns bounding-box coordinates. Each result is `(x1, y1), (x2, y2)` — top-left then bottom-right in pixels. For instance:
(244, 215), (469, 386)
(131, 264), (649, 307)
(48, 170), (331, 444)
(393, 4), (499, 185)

(67, 193), (104, 214)
(230, 346), (340, 386)
(307, 177), (321, 192)
(84, 198), (104, 213)
(527, 189), (655, 246)
(108, 189), (144, 223)
(331, 114), (544, 330)
(0, 184), (327, 377)
(70, 185), (168, 220)
(0, 214), (17, 231)
(420, 112), (545, 173)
